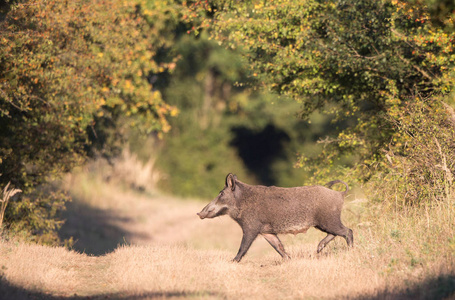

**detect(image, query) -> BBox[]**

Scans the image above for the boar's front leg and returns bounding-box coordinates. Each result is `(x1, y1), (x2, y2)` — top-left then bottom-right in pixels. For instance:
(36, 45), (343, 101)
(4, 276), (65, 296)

(262, 233), (291, 260)
(233, 230), (259, 262)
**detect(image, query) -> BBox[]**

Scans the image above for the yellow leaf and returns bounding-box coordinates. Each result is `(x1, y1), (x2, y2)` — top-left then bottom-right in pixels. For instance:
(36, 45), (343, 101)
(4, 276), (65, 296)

(170, 107), (179, 117)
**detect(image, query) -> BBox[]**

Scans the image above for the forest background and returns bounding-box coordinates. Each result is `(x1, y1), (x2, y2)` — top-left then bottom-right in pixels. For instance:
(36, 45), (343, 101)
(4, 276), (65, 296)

(0, 0), (454, 275)
(1, 0), (455, 298)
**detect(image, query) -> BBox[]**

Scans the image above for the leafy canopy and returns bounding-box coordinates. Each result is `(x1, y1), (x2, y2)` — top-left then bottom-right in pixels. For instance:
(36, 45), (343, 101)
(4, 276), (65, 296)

(186, 0), (455, 180)
(0, 0), (178, 242)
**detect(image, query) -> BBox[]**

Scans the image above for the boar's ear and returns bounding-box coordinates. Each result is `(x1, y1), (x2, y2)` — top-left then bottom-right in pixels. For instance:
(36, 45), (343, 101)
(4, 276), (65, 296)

(226, 173), (237, 191)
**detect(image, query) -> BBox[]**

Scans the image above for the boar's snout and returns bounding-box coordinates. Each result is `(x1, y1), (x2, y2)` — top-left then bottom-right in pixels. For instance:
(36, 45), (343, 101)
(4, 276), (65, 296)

(197, 211), (208, 219)
(197, 204), (214, 219)
(197, 199), (227, 219)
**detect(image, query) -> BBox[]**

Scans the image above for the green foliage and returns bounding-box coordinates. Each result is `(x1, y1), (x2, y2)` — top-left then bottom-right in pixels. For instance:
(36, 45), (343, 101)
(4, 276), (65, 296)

(155, 32), (317, 198)
(0, 0), (177, 243)
(185, 0), (455, 204)
(422, 0), (455, 29)
(157, 128), (249, 198)
(366, 96), (455, 206)
(5, 186), (70, 244)
(155, 33), (250, 198)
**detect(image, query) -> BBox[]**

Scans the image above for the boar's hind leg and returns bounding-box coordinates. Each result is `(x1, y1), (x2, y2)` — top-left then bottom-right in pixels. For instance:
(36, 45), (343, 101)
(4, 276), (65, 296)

(316, 223), (354, 252)
(262, 233), (291, 260)
(337, 226), (354, 249)
(233, 231), (259, 262)
(317, 234), (335, 253)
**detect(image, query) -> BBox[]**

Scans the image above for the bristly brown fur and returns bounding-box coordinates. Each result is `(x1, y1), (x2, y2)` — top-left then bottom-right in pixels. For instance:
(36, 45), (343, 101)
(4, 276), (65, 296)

(198, 173), (353, 262)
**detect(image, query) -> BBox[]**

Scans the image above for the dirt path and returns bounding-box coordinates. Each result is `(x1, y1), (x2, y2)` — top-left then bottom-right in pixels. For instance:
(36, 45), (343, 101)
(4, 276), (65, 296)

(58, 186), (209, 255)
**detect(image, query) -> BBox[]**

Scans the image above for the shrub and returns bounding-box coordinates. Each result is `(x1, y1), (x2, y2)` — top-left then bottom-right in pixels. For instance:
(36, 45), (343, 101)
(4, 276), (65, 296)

(366, 96), (455, 207)
(0, 0), (177, 243)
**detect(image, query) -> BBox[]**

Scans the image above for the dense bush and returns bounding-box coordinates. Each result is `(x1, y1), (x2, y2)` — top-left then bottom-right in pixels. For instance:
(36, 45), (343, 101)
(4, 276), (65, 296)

(367, 96), (455, 206)
(0, 0), (177, 242)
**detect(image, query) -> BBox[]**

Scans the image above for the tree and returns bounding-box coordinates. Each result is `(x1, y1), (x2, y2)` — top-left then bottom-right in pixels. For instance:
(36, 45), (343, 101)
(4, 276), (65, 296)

(0, 0), (177, 242)
(186, 0), (455, 203)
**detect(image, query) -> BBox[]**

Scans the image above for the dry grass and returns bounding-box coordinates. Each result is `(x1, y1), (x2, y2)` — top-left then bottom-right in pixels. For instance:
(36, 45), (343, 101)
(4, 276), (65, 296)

(105, 244), (382, 299)
(0, 166), (454, 299)
(0, 240), (89, 296)
(0, 182), (21, 230)
(73, 147), (161, 196)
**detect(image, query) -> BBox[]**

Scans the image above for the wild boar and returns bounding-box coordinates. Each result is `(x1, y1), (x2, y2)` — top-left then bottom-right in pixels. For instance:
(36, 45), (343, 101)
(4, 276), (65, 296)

(197, 173), (353, 262)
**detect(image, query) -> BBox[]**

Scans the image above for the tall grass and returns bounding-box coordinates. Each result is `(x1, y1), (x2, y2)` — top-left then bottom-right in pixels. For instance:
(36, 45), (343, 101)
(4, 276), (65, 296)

(354, 98), (455, 282)
(109, 148), (162, 193)
(65, 147), (161, 201)
(0, 181), (21, 231)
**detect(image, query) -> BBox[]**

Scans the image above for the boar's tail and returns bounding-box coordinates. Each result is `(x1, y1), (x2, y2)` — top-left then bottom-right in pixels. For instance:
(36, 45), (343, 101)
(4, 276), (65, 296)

(326, 180), (349, 196)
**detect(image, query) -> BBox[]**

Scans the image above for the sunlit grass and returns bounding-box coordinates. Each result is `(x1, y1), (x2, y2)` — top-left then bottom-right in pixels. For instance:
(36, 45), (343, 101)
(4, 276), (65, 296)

(0, 181), (21, 231)
(0, 163), (454, 299)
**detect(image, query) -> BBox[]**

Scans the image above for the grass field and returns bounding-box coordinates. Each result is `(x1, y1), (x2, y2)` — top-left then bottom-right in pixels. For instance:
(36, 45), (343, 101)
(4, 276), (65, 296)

(0, 166), (454, 299)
